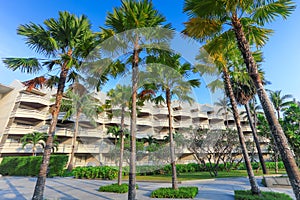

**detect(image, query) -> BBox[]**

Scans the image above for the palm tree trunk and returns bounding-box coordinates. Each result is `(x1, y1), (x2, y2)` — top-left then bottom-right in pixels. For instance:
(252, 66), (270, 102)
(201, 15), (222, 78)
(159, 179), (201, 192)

(277, 109), (280, 121)
(128, 36), (139, 200)
(32, 65), (69, 200)
(166, 88), (178, 190)
(223, 67), (261, 195)
(274, 150), (279, 173)
(225, 112), (229, 129)
(231, 14), (300, 199)
(118, 106), (125, 186)
(32, 146), (36, 156)
(67, 110), (80, 171)
(245, 102), (268, 174)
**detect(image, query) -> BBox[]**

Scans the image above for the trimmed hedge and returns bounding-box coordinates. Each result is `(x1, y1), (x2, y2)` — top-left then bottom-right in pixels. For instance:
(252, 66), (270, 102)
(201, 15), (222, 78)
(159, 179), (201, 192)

(235, 190), (292, 200)
(237, 162), (285, 171)
(0, 155), (68, 177)
(99, 183), (138, 193)
(73, 166), (118, 180)
(151, 187), (198, 198)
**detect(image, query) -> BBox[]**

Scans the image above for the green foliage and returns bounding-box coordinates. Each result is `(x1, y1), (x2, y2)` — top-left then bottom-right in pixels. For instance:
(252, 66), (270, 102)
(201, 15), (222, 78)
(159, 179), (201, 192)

(237, 162), (284, 170)
(234, 190), (292, 200)
(282, 103), (300, 162)
(99, 183), (138, 193)
(0, 155), (68, 177)
(151, 187), (198, 198)
(72, 166), (118, 180)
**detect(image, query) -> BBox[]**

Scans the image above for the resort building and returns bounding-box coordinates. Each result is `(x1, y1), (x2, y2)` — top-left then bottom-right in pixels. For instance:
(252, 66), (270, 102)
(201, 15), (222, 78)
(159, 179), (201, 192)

(0, 80), (270, 167)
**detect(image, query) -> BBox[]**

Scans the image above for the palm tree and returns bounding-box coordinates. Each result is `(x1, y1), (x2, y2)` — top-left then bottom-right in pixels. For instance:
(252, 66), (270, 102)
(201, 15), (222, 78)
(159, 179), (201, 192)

(269, 90), (293, 120)
(183, 1), (300, 197)
(195, 46), (261, 195)
(214, 97), (230, 129)
(103, 1), (170, 198)
(142, 53), (200, 190)
(60, 82), (100, 171)
(3, 11), (95, 199)
(231, 67), (268, 175)
(106, 84), (131, 186)
(21, 132), (47, 156)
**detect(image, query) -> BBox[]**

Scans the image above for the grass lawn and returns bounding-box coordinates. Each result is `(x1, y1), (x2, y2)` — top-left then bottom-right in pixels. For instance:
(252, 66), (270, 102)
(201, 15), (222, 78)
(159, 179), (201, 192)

(122, 170), (286, 182)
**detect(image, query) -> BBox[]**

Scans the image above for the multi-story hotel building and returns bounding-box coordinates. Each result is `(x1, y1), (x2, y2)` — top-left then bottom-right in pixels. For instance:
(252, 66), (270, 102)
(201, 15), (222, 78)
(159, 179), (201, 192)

(0, 80), (269, 167)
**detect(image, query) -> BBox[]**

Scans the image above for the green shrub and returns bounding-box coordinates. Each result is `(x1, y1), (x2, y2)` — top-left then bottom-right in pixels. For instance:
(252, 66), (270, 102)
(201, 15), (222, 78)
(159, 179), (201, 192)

(99, 183), (138, 193)
(151, 187), (198, 198)
(0, 155), (68, 177)
(234, 190), (292, 200)
(72, 166), (118, 180)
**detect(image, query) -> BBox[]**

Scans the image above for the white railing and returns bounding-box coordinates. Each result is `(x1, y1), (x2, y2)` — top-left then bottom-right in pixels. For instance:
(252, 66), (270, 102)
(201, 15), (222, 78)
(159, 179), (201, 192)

(173, 110), (191, 117)
(152, 119), (169, 127)
(191, 112), (208, 119)
(152, 108), (168, 115)
(17, 93), (49, 105)
(0, 143), (43, 153)
(6, 125), (35, 135)
(78, 129), (105, 138)
(12, 108), (47, 120)
(137, 118), (153, 126)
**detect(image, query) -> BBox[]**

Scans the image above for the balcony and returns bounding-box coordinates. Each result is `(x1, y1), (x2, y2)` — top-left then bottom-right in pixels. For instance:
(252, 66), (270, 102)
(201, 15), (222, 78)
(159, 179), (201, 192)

(174, 120), (193, 128)
(152, 119), (169, 127)
(173, 110), (191, 117)
(12, 108), (46, 120)
(152, 108), (168, 115)
(208, 113), (224, 121)
(191, 112), (208, 119)
(76, 143), (111, 153)
(77, 129), (105, 138)
(137, 118), (153, 127)
(17, 93), (49, 106)
(55, 128), (73, 137)
(0, 143), (43, 154)
(5, 125), (35, 135)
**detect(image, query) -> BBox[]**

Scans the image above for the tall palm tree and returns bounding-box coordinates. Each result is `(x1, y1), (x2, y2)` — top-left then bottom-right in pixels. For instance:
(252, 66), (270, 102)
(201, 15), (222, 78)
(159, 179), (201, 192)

(142, 53), (200, 189)
(3, 11), (96, 199)
(183, 1), (300, 198)
(106, 84), (131, 186)
(21, 132), (47, 156)
(103, 1), (171, 198)
(60, 82), (100, 171)
(231, 67), (268, 174)
(195, 46), (261, 195)
(269, 90), (293, 120)
(214, 97), (230, 129)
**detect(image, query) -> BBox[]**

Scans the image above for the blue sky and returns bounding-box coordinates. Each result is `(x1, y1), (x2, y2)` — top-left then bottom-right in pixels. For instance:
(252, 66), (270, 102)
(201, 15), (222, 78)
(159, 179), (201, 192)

(0, 0), (299, 103)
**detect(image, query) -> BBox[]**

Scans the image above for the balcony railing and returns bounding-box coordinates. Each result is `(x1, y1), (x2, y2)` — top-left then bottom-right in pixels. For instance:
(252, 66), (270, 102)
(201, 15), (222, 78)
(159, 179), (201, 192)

(6, 125), (35, 135)
(11, 108), (46, 120)
(17, 93), (49, 105)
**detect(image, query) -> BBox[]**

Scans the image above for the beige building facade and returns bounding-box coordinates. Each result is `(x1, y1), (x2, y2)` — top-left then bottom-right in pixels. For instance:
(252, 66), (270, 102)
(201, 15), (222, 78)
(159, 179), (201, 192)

(0, 80), (269, 167)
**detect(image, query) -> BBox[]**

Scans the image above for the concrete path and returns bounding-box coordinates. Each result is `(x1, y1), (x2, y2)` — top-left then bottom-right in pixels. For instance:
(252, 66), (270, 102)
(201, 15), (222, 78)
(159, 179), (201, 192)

(0, 176), (296, 200)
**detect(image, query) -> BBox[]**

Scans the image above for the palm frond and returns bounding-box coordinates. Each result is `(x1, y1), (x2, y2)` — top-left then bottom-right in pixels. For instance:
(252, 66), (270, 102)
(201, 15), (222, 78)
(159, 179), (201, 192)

(3, 58), (42, 74)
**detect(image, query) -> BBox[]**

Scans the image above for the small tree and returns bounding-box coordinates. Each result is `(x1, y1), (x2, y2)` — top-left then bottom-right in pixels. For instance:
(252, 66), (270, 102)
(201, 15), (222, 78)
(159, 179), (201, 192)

(188, 128), (241, 177)
(21, 132), (47, 156)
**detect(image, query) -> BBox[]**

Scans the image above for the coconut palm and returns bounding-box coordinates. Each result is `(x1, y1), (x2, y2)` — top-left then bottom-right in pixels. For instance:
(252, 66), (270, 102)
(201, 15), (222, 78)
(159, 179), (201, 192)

(60, 82), (100, 171)
(214, 97), (230, 129)
(195, 46), (261, 195)
(269, 90), (293, 120)
(106, 84), (131, 185)
(231, 67), (268, 174)
(183, 1), (300, 197)
(21, 132), (47, 156)
(103, 1), (171, 198)
(142, 53), (200, 189)
(3, 11), (96, 199)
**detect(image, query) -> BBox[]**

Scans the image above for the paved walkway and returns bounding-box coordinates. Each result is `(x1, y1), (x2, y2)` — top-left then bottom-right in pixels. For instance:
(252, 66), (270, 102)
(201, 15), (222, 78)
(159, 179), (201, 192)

(0, 176), (296, 200)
